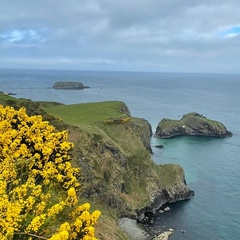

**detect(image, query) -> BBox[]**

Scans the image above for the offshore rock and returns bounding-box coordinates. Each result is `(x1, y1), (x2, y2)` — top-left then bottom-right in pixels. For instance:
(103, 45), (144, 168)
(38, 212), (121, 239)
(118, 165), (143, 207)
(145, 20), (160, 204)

(155, 144), (164, 149)
(153, 229), (174, 240)
(155, 112), (232, 138)
(53, 81), (89, 89)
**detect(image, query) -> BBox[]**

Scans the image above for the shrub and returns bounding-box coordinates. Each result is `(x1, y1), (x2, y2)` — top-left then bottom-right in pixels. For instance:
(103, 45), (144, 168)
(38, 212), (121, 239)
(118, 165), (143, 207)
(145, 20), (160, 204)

(0, 105), (100, 240)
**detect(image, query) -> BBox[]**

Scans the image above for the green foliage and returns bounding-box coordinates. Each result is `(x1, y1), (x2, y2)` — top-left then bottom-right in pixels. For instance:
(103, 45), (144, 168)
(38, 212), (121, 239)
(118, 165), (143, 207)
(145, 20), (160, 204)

(92, 134), (103, 142)
(42, 101), (128, 125)
(103, 170), (111, 183)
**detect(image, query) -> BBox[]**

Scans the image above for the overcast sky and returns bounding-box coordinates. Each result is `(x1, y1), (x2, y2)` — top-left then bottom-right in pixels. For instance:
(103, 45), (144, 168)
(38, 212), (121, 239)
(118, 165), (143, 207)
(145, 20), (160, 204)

(1, 0), (240, 73)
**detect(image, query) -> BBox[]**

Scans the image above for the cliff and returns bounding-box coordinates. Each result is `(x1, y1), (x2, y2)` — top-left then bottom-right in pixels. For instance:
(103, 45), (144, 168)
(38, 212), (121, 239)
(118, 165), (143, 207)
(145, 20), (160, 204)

(0, 95), (194, 240)
(155, 112), (232, 138)
(53, 81), (89, 89)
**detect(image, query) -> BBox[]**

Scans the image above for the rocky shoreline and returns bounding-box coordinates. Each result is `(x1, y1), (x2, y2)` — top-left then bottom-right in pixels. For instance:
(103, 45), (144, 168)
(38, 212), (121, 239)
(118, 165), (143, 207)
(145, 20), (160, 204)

(119, 218), (174, 240)
(118, 218), (150, 240)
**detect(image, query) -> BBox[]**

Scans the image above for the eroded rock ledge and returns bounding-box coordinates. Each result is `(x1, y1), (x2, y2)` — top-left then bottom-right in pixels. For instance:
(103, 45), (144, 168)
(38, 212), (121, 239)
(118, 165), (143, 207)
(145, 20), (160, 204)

(155, 112), (232, 138)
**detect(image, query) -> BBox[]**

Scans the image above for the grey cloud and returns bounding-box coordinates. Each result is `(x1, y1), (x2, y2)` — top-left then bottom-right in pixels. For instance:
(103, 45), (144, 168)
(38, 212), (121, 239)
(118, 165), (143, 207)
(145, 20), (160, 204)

(0, 0), (240, 72)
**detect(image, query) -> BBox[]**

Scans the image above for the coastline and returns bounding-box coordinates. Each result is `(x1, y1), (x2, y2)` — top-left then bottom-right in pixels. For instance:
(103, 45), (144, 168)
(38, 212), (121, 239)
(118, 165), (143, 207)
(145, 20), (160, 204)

(118, 218), (150, 240)
(1, 70), (239, 239)
(118, 218), (174, 240)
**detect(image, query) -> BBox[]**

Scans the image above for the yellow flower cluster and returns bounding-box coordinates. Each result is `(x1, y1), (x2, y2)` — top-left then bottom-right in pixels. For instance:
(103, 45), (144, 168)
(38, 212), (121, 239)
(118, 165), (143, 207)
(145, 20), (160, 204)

(0, 105), (101, 239)
(0, 105), (79, 189)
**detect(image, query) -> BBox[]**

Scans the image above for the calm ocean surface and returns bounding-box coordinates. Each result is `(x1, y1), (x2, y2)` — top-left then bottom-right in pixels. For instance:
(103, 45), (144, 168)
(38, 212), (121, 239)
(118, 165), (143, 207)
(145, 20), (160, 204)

(1, 69), (240, 239)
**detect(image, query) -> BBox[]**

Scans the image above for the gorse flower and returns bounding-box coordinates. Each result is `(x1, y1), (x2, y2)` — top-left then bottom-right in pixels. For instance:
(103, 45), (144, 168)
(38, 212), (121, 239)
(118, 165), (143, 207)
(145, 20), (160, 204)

(0, 105), (100, 239)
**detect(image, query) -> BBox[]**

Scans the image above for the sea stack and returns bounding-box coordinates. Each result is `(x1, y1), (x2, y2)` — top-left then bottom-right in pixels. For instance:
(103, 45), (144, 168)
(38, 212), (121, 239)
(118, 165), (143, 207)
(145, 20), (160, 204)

(155, 112), (233, 138)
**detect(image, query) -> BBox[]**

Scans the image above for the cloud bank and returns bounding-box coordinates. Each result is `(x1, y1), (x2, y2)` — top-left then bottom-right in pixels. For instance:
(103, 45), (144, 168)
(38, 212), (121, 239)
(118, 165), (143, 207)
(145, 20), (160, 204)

(1, 0), (240, 73)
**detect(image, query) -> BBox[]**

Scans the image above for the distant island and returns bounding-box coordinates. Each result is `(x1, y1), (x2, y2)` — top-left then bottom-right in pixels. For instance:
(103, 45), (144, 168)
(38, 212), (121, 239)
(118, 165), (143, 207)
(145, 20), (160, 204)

(155, 112), (233, 138)
(53, 81), (89, 89)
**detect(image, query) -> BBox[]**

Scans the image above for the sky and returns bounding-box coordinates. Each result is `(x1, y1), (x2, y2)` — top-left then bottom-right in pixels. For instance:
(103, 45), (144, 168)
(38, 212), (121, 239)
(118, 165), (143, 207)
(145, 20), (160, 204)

(1, 0), (240, 73)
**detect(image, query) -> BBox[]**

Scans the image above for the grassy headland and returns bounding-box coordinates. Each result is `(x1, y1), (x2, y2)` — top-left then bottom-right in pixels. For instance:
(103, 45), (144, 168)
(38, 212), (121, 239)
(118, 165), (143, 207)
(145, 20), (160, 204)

(41, 101), (129, 125)
(0, 94), (193, 240)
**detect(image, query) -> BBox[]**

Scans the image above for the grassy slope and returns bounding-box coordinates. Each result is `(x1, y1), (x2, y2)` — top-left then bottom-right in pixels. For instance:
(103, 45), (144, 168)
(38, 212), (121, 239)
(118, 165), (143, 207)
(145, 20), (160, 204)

(42, 101), (128, 125)
(1, 95), (186, 240)
(0, 94), (16, 102)
(42, 100), (150, 240)
(42, 99), (184, 205)
(42, 100), (153, 195)
(0, 95), (130, 239)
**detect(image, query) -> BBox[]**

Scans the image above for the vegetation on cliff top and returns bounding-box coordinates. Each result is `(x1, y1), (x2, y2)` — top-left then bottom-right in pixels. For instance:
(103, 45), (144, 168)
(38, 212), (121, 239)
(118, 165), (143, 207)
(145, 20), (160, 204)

(41, 101), (130, 126)
(0, 93), (192, 240)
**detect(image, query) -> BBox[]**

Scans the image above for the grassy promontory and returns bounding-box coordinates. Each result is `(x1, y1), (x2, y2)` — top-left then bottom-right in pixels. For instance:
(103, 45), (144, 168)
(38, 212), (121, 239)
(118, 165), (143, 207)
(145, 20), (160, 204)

(0, 94), (193, 240)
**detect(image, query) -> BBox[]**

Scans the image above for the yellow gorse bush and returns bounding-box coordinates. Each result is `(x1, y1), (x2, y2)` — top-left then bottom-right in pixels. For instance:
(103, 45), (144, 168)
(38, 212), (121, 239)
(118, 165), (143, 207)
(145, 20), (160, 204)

(0, 105), (100, 240)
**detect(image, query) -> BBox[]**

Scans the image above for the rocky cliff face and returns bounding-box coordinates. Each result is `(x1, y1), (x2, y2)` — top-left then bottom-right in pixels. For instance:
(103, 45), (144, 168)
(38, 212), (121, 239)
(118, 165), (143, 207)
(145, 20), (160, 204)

(66, 111), (194, 222)
(136, 164), (194, 222)
(155, 112), (232, 138)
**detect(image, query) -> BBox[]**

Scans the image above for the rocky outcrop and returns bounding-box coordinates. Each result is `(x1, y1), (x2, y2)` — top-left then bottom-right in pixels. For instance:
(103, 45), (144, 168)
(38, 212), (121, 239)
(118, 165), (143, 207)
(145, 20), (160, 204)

(136, 164), (194, 222)
(132, 117), (153, 153)
(155, 112), (232, 138)
(53, 81), (89, 89)
(153, 229), (174, 240)
(155, 145), (164, 149)
(118, 101), (131, 116)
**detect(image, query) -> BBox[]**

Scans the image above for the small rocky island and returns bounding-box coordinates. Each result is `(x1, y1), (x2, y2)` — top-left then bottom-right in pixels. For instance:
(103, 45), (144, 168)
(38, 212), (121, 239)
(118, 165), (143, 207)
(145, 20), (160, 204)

(155, 112), (232, 138)
(53, 81), (89, 89)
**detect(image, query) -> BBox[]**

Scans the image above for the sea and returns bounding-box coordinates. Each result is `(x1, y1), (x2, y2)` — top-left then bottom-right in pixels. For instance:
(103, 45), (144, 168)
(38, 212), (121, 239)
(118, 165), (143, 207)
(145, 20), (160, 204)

(0, 69), (240, 240)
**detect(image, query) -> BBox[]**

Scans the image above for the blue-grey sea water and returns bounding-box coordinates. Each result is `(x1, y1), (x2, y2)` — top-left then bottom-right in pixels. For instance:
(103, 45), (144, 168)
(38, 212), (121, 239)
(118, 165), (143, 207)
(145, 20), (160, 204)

(1, 69), (240, 240)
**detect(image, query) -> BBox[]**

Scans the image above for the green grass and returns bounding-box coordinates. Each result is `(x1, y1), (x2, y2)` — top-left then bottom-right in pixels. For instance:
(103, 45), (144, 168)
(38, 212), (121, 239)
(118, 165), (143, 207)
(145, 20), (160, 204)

(156, 164), (184, 186)
(42, 101), (127, 126)
(0, 93), (16, 102)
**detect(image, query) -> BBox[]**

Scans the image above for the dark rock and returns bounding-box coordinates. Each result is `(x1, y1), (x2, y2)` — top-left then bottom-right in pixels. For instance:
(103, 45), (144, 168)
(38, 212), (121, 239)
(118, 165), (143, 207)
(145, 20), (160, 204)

(53, 81), (89, 89)
(155, 112), (232, 138)
(155, 144), (164, 148)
